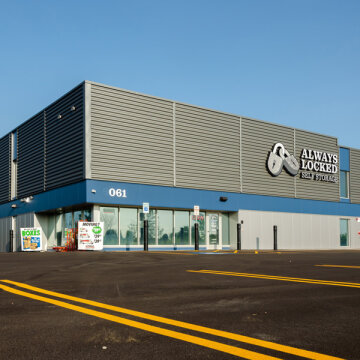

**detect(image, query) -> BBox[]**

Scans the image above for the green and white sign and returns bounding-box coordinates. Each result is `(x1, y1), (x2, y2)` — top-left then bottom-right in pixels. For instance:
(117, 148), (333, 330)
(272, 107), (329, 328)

(21, 227), (42, 251)
(78, 222), (104, 251)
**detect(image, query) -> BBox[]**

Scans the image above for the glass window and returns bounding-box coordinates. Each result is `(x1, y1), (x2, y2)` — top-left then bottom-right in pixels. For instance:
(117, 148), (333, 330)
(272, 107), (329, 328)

(175, 211), (190, 245)
(120, 208), (138, 245)
(55, 213), (63, 246)
(140, 209), (156, 245)
(12, 131), (17, 161)
(191, 212), (205, 245)
(340, 171), (349, 198)
(83, 209), (92, 221)
(63, 211), (74, 243)
(221, 213), (230, 245)
(340, 219), (349, 246)
(101, 207), (119, 245)
(158, 210), (173, 245)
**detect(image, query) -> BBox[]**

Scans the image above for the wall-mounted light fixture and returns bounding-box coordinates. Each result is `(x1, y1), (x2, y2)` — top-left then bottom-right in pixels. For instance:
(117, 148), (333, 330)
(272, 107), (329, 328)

(11, 204), (17, 208)
(71, 106), (76, 111)
(219, 196), (228, 202)
(20, 196), (33, 203)
(91, 189), (96, 193)
(57, 114), (62, 119)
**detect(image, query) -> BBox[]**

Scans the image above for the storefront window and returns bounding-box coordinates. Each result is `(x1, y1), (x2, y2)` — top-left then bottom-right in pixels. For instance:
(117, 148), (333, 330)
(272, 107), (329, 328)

(191, 212), (205, 245)
(340, 219), (349, 246)
(101, 207), (119, 245)
(221, 213), (230, 245)
(175, 211), (190, 245)
(120, 208), (138, 245)
(140, 209), (156, 245)
(158, 210), (173, 245)
(83, 209), (92, 221)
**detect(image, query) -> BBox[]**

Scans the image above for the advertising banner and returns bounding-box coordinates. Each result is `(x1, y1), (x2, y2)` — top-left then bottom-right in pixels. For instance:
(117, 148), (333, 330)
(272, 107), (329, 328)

(21, 228), (42, 251)
(78, 222), (104, 251)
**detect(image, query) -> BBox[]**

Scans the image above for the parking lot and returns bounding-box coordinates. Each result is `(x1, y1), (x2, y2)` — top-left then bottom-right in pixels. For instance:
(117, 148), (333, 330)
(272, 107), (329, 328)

(1, 250), (360, 359)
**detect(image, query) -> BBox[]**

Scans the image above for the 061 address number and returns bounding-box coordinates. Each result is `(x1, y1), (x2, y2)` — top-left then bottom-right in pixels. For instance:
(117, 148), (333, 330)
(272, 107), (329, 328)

(108, 188), (127, 198)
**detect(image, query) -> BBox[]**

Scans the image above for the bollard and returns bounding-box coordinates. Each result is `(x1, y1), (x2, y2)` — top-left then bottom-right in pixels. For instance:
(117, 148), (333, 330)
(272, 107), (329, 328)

(194, 223), (199, 250)
(143, 220), (149, 251)
(237, 223), (241, 250)
(9, 229), (13, 252)
(273, 225), (278, 250)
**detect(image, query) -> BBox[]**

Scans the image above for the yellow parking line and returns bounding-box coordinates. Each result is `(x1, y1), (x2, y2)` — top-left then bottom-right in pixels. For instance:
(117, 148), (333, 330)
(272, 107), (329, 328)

(0, 280), (342, 360)
(188, 270), (360, 289)
(316, 265), (360, 269)
(0, 283), (282, 360)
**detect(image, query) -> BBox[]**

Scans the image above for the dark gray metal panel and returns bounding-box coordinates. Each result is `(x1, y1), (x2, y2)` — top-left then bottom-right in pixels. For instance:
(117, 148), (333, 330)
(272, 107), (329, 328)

(0, 217), (11, 252)
(45, 85), (84, 190)
(175, 103), (240, 192)
(350, 148), (360, 203)
(295, 130), (339, 201)
(241, 118), (295, 197)
(90, 83), (174, 186)
(0, 134), (11, 204)
(17, 112), (45, 198)
(15, 213), (34, 251)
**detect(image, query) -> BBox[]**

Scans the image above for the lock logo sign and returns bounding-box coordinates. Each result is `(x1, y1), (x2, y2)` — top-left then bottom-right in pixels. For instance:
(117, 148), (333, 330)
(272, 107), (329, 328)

(267, 143), (299, 177)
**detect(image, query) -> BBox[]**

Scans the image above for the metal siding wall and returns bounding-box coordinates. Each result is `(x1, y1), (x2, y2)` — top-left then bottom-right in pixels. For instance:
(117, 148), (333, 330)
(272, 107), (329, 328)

(0, 134), (11, 204)
(90, 83), (174, 186)
(45, 85), (84, 190)
(175, 104), (240, 192)
(294, 130), (339, 201)
(238, 210), (342, 250)
(0, 217), (11, 252)
(15, 213), (34, 251)
(241, 118), (295, 197)
(17, 112), (45, 198)
(350, 149), (360, 203)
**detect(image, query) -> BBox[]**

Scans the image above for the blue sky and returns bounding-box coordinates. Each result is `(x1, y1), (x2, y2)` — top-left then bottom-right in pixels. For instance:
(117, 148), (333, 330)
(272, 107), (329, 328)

(0, 0), (359, 148)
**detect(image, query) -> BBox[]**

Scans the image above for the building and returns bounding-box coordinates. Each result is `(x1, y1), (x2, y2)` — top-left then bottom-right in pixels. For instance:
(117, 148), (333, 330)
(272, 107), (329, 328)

(0, 81), (359, 252)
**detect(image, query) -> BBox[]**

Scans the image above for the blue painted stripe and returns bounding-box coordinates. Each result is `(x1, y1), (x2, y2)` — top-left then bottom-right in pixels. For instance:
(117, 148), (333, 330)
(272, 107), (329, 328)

(1, 179), (360, 219)
(86, 179), (360, 217)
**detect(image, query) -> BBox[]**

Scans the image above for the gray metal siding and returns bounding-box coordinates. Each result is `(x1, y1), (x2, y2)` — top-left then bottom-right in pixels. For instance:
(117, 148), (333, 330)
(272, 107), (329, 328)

(241, 118), (295, 197)
(175, 104), (240, 192)
(45, 84), (84, 190)
(294, 130), (339, 201)
(17, 112), (45, 198)
(0, 217), (11, 252)
(0, 134), (11, 204)
(350, 149), (360, 203)
(15, 213), (34, 251)
(90, 83), (174, 186)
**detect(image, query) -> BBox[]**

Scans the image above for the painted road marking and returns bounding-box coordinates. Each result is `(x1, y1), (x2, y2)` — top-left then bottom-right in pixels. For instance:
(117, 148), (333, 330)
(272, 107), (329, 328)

(147, 251), (195, 256)
(316, 265), (360, 269)
(0, 280), (342, 360)
(188, 270), (360, 289)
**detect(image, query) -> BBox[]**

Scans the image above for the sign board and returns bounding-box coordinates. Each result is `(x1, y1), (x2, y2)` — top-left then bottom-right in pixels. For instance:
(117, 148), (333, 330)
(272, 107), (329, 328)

(78, 222), (104, 251)
(194, 205), (200, 216)
(21, 228), (42, 251)
(143, 202), (150, 214)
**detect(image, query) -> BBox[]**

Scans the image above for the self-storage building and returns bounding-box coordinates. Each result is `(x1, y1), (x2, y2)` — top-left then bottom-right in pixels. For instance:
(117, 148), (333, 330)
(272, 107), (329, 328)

(0, 81), (360, 252)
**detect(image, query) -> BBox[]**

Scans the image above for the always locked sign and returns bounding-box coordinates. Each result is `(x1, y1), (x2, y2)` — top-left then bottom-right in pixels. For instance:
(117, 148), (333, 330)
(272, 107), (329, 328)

(267, 143), (299, 177)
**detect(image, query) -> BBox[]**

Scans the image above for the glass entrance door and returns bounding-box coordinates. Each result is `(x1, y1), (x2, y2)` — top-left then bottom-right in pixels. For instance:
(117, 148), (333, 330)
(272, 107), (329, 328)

(206, 213), (221, 249)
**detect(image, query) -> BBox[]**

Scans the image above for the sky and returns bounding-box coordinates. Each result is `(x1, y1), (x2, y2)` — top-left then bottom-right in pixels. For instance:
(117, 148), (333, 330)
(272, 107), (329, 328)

(0, 0), (359, 148)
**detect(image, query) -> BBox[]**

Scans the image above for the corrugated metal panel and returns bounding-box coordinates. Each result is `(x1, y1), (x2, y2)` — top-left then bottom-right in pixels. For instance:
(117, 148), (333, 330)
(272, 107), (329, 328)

(17, 112), (45, 198)
(350, 148), (360, 203)
(0, 217), (11, 252)
(241, 118), (295, 197)
(90, 83), (174, 186)
(45, 84), (84, 190)
(0, 134), (11, 204)
(15, 213), (34, 251)
(175, 103), (240, 192)
(295, 130), (339, 201)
